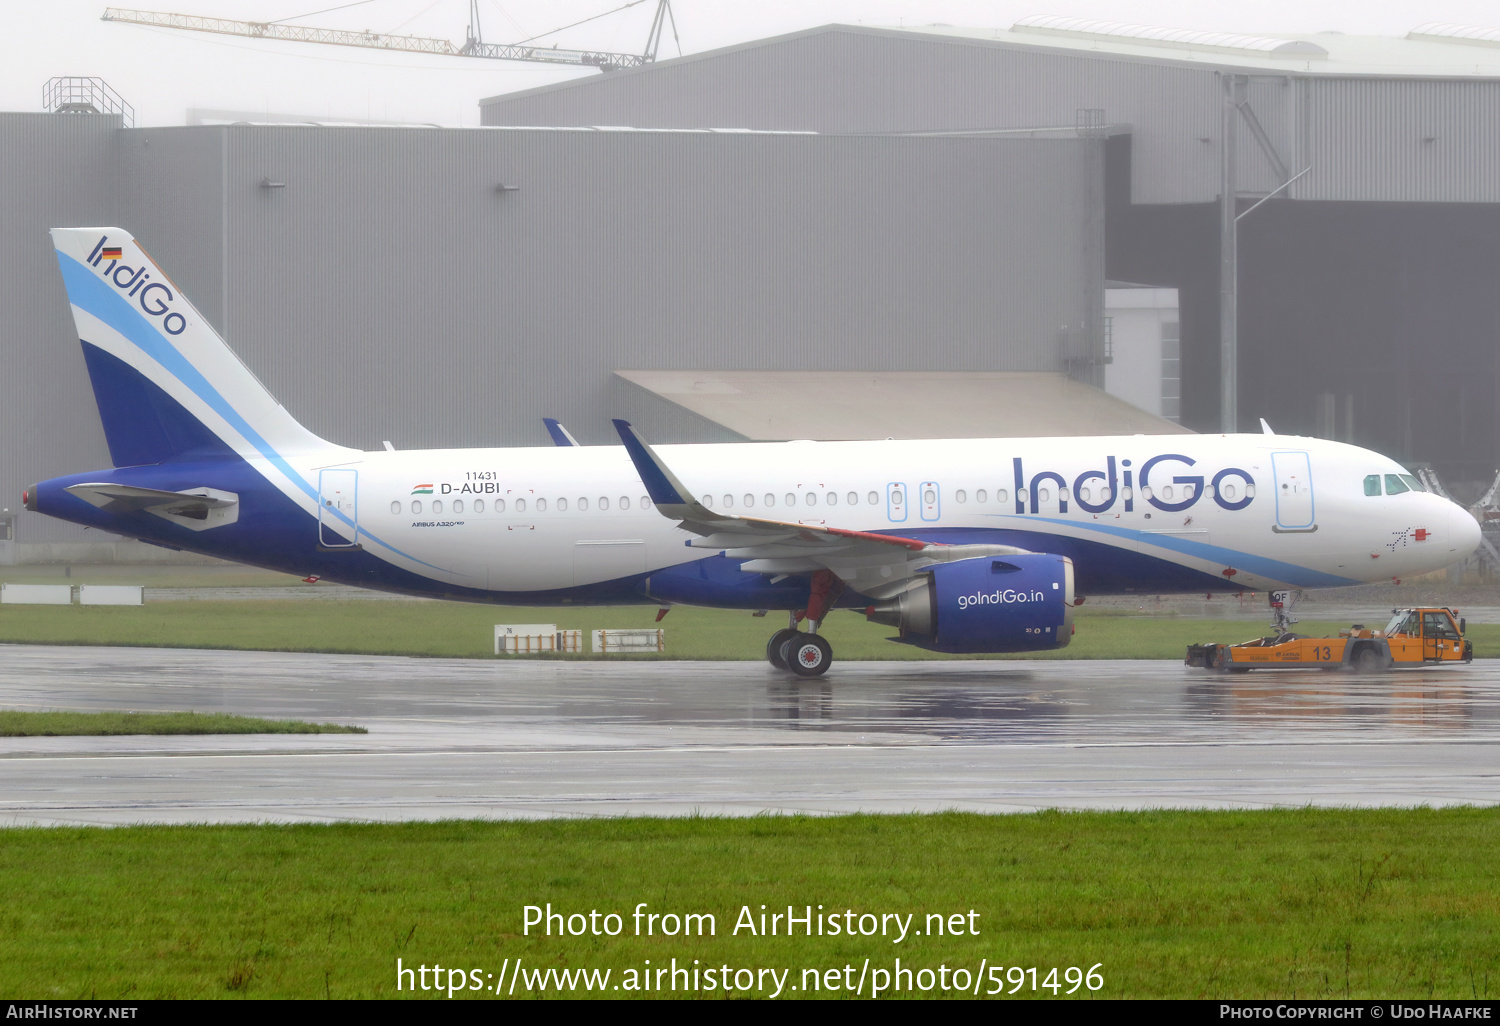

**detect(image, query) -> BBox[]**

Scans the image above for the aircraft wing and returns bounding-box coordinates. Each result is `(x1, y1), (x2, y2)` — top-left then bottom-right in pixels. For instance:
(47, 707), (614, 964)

(612, 420), (1027, 598)
(64, 483), (237, 520)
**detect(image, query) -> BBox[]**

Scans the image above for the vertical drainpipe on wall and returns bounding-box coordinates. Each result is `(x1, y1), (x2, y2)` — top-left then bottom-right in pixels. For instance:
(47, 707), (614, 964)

(1219, 72), (1240, 435)
(220, 126), (230, 342)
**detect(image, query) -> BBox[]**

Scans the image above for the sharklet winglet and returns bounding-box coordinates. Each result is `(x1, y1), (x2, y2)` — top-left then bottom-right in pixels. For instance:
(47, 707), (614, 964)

(543, 418), (579, 447)
(612, 419), (694, 507)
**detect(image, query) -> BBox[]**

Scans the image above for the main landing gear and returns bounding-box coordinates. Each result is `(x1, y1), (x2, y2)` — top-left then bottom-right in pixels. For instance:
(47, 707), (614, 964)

(764, 571), (841, 677)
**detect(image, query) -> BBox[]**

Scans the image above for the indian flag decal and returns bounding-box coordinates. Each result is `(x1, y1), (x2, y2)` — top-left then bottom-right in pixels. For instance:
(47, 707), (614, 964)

(411, 484), (433, 495)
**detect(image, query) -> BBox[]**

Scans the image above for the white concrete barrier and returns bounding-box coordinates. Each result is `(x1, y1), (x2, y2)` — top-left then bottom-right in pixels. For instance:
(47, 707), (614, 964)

(79, 585), (144, 606)
(0, 584), (74, 605)
(591, 628), (665, 654)
(495, 623), (559, 655)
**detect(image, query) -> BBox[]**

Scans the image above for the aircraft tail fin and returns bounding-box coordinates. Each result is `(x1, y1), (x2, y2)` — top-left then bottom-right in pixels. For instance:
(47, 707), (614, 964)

(50, 228), (335, 467)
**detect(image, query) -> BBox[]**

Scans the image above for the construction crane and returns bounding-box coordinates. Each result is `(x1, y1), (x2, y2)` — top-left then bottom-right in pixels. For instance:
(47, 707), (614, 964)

(102, 1), (678, 72)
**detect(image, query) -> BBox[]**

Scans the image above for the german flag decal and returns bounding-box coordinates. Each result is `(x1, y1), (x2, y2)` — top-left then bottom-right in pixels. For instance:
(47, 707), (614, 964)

(101, 247), (123, 260)
(411, 484), (433, 495)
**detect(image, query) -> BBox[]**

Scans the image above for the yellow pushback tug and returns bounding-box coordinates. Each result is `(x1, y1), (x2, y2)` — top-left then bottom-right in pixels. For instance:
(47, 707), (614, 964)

(1186, 592), (1472, 672)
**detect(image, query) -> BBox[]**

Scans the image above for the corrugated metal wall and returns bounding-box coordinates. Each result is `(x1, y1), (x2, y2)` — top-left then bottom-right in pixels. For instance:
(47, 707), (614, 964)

(0, 114), (118, 544)
(481, 28), (1225, 205)
(1298, 78), (1500, 202)
(4, 120), (1099, 542)
(481, 26), (1500, 207)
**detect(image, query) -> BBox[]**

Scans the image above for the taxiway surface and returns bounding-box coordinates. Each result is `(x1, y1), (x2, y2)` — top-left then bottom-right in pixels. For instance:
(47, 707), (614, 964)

(2, 645), (1498, 825)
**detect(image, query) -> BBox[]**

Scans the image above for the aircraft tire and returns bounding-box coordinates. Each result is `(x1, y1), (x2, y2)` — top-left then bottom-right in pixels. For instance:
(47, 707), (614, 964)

(783, 634), (833, 677)
(766, 628), (800, 669)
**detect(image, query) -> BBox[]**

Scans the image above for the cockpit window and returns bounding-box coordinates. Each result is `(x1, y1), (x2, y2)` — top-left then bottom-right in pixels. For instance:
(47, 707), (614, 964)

(1401, 474), (1426, 492)
(1384, 474), (1409, 495)
(1364, 475), (1381, 496)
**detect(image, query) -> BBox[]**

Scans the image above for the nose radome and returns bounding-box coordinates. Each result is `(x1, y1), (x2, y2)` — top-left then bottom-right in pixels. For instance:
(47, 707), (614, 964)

(1452, 503), (1482, 557)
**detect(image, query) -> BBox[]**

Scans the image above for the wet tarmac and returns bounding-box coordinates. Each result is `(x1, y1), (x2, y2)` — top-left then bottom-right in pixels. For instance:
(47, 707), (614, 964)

(2, 646), (1498, 825)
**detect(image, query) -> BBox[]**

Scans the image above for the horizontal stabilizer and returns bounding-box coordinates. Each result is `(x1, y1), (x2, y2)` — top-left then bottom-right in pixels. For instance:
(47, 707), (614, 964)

(66, 482), (237, 519)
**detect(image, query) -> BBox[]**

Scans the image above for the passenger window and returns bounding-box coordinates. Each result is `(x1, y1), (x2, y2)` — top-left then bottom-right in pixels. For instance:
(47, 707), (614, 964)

(475, 499), (485, 513)
(1364, 475), (1382, 496)
(867, 491), (878, 505)
(515, 498), (525, 512)
(390, 500), (400, 515)
(1401, 474), (1426, 492)
(701, 495), (713, 507)
(411, 500), (423, 514)
(826, 492), (837, 506)
(1385, 474), (1409, 495)
(976, 489), (988, 504)
(847, 491), (857, 505)
(620, 496), (631, 510)
(557, 498), (567, 511)
(955, 489), (967, 504)
(786, 493), (796, 506)
(997, 489), (1008, 504)
(744, 494), (755, 508)
(722, 494), (733, 508)
(452, 499), (464, 513)
(765, 493), (775, 507)
(806, 493), (817, 506)
(496, 498), (506, 512)
(578, 497), (588, 511)
(432, 500), (443, 514)
(891, 490), (903, 506)
(598, 497), (608, 510)
(535, 498), (546, 512)
(642, 497), (650, 509)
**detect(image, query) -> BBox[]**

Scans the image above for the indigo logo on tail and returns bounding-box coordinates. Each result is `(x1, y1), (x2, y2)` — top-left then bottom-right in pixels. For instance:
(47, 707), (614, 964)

(84, 235), (187, 336)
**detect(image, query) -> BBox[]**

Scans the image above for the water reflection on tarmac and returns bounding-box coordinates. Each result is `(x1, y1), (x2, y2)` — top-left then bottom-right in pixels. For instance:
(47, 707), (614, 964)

(1, 646), (1497, 825)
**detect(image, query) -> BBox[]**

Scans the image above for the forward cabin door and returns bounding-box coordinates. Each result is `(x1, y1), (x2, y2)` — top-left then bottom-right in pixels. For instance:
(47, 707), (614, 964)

(1271, 451), (1315, 531)
(318, 468), (358, 548)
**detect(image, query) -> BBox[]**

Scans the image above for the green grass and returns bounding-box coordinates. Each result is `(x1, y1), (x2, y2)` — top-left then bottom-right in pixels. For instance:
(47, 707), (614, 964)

(0, 809), (1496, 999)
(0, 710), (365, 736)
(3, 599), (1495, 660)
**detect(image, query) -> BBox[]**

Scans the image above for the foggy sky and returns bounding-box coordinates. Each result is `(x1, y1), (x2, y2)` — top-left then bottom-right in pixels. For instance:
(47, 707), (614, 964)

(8, 1), (1500, 128)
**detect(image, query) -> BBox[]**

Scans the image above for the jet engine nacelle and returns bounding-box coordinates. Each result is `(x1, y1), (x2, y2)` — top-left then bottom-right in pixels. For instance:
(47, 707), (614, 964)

(866, 553), (1075, 653)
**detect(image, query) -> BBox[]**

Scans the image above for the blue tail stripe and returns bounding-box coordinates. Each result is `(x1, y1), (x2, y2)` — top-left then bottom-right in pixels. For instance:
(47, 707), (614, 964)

(80, 342), (229, 466)
(58, 253), (462, 578)
(57, 251), (319, 502)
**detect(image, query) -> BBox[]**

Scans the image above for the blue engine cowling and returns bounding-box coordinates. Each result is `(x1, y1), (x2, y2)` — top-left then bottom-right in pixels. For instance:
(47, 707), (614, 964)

(865, 554), (1075, 653)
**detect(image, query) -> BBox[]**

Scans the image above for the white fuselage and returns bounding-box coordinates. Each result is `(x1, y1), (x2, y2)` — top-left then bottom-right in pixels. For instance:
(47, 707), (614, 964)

(290, 433), (1477, 596)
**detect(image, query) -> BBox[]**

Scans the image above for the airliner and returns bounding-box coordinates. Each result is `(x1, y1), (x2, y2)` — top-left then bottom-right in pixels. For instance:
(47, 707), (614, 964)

(23, 228), (1481, 675)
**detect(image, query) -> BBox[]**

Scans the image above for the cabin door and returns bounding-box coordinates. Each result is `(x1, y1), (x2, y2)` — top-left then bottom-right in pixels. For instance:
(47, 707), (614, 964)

(318, 469), (359, 548)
